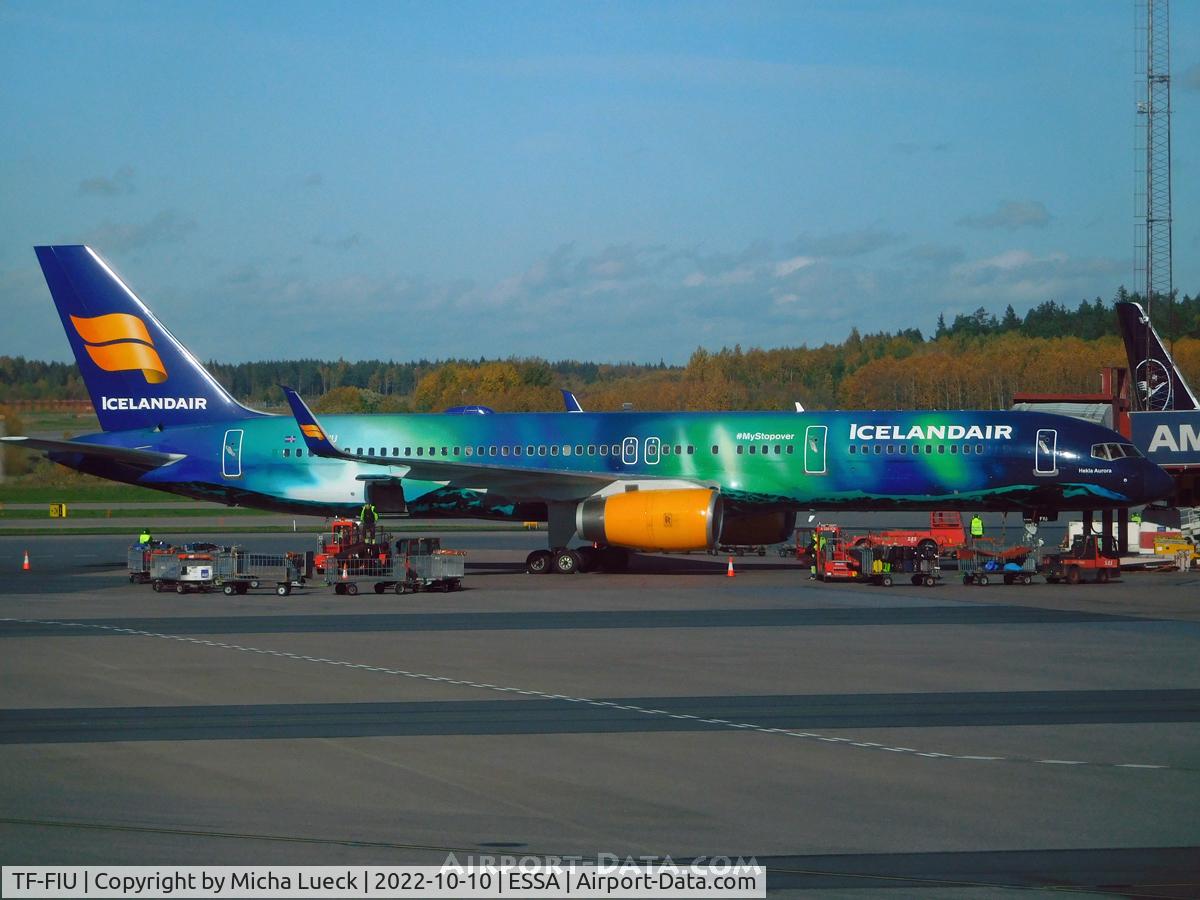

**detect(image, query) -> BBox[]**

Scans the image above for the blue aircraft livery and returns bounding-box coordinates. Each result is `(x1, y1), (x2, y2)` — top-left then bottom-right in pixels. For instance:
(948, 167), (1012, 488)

(4, 246), (1175, 572)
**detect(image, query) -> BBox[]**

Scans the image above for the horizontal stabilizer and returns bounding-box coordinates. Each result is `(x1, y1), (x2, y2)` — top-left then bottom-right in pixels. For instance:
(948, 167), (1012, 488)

(1, 436), (185, 470)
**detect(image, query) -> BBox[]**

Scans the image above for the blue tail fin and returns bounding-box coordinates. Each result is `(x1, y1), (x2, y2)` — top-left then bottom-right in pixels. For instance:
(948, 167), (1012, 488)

(35, 245), (262, 431)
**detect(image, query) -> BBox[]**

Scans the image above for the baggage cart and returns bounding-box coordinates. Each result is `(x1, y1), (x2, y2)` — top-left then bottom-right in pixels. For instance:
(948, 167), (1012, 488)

(960, 542), (1038, 585)
(326, 537), (466, 595)
(127, 542), (173, 583)
(150, 552), (217, 594)
(216, 549), (305, 596)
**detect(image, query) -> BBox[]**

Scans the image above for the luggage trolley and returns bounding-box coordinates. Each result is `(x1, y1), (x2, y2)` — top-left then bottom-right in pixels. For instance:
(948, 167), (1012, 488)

(150, 552), (217, 594)
(217, 549), (305, 596)
(960, 542), (1038, 585)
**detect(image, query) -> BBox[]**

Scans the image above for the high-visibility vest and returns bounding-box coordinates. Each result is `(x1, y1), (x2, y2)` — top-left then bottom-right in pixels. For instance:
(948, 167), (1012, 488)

(970, 516), (984, 537)
(138, 531), (151, 544)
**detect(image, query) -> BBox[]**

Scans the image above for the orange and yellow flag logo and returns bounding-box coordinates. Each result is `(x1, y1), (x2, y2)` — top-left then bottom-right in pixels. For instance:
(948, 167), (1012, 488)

(70, 313), (167, 384)
(300, 424), (325, 441)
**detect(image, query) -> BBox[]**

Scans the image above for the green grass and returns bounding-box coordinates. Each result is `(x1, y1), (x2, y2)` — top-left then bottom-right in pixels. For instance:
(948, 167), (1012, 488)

(0, 483), (174, 504)
(0, 523), (535, 536)
(0, 506), (269, 520)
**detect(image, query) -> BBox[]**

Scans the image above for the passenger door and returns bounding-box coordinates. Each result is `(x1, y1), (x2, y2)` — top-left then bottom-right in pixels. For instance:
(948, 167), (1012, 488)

(804, 425), (827, 475)
(222, 429), (243, 478)
(1035, 428), (1057, 476)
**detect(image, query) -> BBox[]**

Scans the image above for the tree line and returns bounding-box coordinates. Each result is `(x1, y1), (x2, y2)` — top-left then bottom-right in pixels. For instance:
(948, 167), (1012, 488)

(3, 289), (1198, 414)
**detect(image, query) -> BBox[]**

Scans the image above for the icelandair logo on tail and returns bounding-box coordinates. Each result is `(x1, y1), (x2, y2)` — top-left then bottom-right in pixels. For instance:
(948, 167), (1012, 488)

(70, 313), (167, 383)
(301, 424), (325, 440)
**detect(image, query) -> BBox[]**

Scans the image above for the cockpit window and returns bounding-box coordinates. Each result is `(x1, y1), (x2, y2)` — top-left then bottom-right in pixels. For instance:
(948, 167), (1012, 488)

(1091, 442), (1144, 460)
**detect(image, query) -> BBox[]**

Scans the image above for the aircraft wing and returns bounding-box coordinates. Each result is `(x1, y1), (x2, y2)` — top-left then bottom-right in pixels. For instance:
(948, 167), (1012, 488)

(1, 436), (185, 470)
(280, 387), (666, 501)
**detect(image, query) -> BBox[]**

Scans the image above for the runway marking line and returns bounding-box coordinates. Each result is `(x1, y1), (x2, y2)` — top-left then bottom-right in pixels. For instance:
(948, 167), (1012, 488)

(2, 616), (1187, 772)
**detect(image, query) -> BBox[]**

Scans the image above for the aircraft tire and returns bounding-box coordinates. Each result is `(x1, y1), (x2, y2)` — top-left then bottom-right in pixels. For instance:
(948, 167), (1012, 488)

(554, 549), (580, 575)
(526, 550), (552, 574)
(574, 546), (597, 572)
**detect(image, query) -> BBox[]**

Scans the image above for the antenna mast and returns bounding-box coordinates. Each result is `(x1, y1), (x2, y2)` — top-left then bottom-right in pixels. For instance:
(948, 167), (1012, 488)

(1135, 0), (1173, 359)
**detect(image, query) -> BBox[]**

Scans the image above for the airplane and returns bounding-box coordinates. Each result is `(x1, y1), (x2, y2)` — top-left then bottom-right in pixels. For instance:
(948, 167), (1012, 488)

(4, 245), (1175, 574)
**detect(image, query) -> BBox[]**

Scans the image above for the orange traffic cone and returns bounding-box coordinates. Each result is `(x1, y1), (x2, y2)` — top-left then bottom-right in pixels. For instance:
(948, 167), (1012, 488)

(341, 563), (348, 580)
(22, 550), (31, 572)
(726, 556), (736, 577)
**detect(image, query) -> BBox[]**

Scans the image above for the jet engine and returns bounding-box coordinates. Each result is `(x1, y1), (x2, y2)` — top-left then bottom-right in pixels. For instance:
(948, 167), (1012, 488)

(719, 509), (796, 546)
(577, 489), (723, 552)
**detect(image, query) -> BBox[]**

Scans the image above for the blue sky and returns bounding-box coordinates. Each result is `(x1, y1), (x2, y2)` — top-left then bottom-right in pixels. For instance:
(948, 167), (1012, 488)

(2, 1), (1198, 365)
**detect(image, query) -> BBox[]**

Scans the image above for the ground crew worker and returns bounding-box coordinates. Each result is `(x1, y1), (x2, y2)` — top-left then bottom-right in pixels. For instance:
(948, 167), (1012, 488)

(1130, 510), (1143, 524)
(138, 528), (152, 545)
(970, 514), (984, 547)
(809, 532), (819, 580)
(360, 502), (378, 543)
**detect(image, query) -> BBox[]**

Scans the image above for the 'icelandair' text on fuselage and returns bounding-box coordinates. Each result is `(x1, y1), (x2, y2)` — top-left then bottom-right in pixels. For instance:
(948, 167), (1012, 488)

(850, 423), (1013, 441)
(100, 396), (208, 411)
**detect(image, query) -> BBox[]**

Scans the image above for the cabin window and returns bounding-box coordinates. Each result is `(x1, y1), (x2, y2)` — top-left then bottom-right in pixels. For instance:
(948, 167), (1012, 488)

(950, 445), (958, 455)
(501, 446), (509, 457)
(538, 446), (547, 456)
(687, 445), (695, 455)
(283, 448), (291, 457)
(297, 449), (304, 458)
(938, 445), (946, 454)
(975, 445), (984, 455)
(599, 444), (609, 456)
(465, 446), (473, 457)
(550, 445), (559, 456)
(886, 445), (895, 455)
(562, 445), (571, 457)
(587, 444), (596, 455)
(477, 446), (485, 456)
(441, 447), (448, 456)
(786, 445), (794, 455)
(575, 444), (584, 456)
(368, 448), (374, 456)
(860, 444), (868, 454)
(416, 447), (424, 456)
(873, 445), (882, 455)
(514, 445), (522, 456)
(712, 445), (720, 454)
(452, 446), (460, 456)
(392, 447), (399, 456)
(428, 446), (435, 456)
(850, 445), (857, 454)
(662, 444), (671, 456)
(899, 444), (907, 454)
(356, 447), (363, 455)
(404, 447), (412, 456)
(774, 445), (781, 455)
(526, 445), (535, 456)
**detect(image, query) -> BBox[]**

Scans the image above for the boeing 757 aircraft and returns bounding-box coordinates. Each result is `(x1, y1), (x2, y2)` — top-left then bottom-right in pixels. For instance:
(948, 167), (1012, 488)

(4, 246), (1175, 573)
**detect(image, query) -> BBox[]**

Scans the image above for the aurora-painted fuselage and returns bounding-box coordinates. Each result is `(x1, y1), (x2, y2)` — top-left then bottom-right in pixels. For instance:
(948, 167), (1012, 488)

(60, 408), (1170, 518)
(19, 245), (1173, 524)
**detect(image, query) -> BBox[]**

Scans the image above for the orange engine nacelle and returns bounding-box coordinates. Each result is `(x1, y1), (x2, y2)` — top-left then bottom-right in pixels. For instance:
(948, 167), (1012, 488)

(719, 510), (796, 546)
(577, 489), (723, 552)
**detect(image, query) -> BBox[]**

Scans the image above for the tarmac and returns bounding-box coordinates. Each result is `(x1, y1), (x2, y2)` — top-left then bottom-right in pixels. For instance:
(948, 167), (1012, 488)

(1, 529), (1198, 896)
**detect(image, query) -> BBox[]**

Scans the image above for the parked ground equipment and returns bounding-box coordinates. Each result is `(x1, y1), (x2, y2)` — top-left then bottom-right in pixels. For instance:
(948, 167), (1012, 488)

(150, 551), (217, 594)
(812, 525), (938, 586)
(959, 541), (1039, 586)
(327, 537), (465, 595)
(127, 541), (173, 583)
(314, 518), (392, 574)
(1041, 534), (1121, 584)
(216, 549), (307, 596)
(850, 511), (967, 560)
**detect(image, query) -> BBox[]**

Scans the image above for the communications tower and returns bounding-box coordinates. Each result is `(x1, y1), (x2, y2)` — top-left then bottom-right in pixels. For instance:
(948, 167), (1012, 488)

(1135, 0), (1173, 345)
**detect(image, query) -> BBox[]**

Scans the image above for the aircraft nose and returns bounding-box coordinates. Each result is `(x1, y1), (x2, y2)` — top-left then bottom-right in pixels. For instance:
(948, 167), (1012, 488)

(1142, 463), (1176, 504)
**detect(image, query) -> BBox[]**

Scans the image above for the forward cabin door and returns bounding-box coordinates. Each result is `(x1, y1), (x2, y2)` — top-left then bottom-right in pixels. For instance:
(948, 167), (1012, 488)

(804, 425), (828, 474)
(222, 429), (244, 478)
(1035, 428), (1057, 476)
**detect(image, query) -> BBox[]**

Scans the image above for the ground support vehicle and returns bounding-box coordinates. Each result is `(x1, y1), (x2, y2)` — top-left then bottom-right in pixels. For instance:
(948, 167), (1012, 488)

(127, 543), (171, 583)
(216, 549), (306, 596)
(314, 518), (393, 574)
(717, 543), (768, 557)
(846, 544), (939, 587)
(150, 552), (217, 594)
(812, 525), (938, 586)
(959, 543), (1038, 585)
(851, 511), (967, 559)
(326, 538), (465, 595)
(1041, 535), (1121, 584)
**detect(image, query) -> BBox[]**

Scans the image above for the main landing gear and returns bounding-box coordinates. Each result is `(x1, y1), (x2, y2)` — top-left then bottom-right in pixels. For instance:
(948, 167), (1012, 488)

(525, 546), (630, 574)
